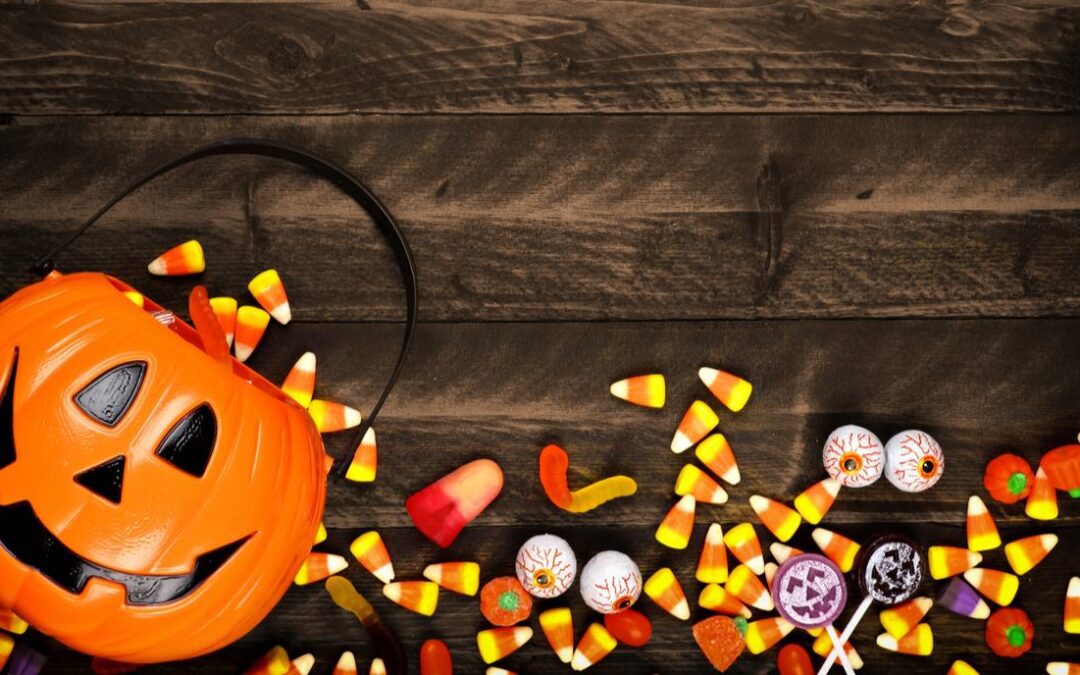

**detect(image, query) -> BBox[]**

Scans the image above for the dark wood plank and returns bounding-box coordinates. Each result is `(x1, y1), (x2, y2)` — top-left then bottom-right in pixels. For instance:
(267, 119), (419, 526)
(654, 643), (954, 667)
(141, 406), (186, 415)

(1, 0), (1078, 113)
(3, 115), (1080, 320)
(16, 318), (1079, 673)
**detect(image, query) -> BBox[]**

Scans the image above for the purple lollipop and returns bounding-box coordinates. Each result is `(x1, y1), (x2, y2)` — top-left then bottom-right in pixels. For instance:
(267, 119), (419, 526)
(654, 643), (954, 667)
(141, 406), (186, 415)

(774, 554), (848, 629)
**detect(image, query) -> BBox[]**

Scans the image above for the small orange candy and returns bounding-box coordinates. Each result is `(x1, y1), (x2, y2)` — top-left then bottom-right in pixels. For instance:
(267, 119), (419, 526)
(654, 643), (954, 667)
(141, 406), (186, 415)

(778, 644), (814, 675)
(480, 577), (533, 626)
(604, 608), (652, 647)
(692, 615), (745, 672)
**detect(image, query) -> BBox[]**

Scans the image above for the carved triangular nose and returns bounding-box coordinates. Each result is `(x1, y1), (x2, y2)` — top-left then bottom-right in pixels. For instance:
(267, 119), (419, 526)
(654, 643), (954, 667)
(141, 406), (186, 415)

(75, 455), (125, 504)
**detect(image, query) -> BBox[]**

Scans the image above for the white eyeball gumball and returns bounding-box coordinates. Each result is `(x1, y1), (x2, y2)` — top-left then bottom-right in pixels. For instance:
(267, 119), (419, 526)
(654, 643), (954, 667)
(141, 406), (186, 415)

(822, 425), (884, 488)
(884, 430), (944, 492)
(514, 533), (577, 598)
(579, 550), (642, 614)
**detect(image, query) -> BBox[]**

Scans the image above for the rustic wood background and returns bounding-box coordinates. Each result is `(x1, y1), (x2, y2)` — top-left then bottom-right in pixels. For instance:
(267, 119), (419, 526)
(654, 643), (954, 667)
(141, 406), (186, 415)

(1, 0), (1079, 673)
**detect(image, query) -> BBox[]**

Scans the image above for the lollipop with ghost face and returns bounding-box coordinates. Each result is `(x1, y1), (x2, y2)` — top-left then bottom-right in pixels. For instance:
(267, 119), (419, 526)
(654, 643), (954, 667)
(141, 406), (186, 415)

(580, 551), (643, 614)
(515, 534), (577, 598)
(884, 430), (944, 493)
(822, 425), (884, 488)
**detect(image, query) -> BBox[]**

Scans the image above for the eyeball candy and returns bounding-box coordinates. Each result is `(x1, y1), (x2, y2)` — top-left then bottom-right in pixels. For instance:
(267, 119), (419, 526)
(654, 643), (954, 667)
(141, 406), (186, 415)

(822, 425), (884, 488)
(884, 430), (944, 492)
(515, 534), (577, 598)
(857, 534), (924, 606)
(580, 551), (643, 614)
(772, 554), (848, 630)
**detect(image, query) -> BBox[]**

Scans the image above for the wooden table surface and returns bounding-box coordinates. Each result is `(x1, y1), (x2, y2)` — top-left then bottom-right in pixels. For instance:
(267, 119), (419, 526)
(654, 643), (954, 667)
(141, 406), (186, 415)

(2, 1), (1079, 673)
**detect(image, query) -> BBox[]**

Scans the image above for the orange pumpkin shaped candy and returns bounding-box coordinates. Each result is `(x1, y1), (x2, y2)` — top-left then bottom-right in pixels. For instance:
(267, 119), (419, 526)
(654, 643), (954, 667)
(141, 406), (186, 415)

(983, 454), (1034, 504)
(1041, 444), (1080, 497)
(986, 608), (1033, 658)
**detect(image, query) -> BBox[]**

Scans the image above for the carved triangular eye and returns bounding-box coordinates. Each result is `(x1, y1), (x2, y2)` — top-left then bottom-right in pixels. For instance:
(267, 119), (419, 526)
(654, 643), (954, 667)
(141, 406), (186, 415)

(155, 404), (216, 478)
(75, 362), (146, 426)
(75, 455), (126, 504)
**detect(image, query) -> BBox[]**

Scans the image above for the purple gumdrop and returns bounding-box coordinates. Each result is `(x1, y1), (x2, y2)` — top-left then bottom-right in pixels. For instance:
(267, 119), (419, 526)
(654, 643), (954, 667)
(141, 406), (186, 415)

(937, 577), (990, 619)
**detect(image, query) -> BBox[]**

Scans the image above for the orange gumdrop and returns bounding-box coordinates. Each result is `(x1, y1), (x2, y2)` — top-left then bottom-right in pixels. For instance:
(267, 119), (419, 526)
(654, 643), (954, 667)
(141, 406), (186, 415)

(693, 615), (745, 672)
(604, 608), (652, 647)
(480, 577), (533, 626)
(539, 445), (574, 508)
(778, 644), (814, 675)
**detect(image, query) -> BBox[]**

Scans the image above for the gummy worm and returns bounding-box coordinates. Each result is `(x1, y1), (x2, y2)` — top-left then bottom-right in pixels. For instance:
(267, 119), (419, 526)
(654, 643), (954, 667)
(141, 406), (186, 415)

(539, 444), (637, 513)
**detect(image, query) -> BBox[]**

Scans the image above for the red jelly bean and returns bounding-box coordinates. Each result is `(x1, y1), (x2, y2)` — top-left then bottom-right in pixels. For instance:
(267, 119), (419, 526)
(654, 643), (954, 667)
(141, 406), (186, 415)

(420, 639), (453, 675)
(603, 608), (652, 647)
(778, 643), (813, 675)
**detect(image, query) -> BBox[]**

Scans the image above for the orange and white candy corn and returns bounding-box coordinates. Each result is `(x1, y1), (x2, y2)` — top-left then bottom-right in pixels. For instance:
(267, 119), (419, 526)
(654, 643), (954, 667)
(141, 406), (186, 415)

(644, 567), (690, 620)
(423, 561), (480, 596)
(246, 645), (291, 675)
(383, 580), (439, 616)
(289, 654), (315, 675)
(812, 527), (860, 573)
(1048, 664), (1080, 675)
(0, 608), (28, 634)
(744, 617), (794, 654)
(770, 542), (804, 565)
(209, 297), (238, 348)
(333, 652), (357, 675)
(368, 659), (387, 675)
(314, 522), (327, 545)
(764, 562), (778, 589)
(249, 269), (291, 324)
(234, 305), (271, 362)
(609, 374), (665, 408)
(794, 478), (841, 525)
(1065, 576), (1080, 634)
(723, 522), (764, 575)
(309, 399), (362, 433)
(947, 660), (978, 675)
(750, 495), (802, 542)
(486, 670), (517, 675)
(571, 623), (616, 671)
(876, 623), (933, 656)
(695, 433), (740, 485)
(282, 352), (317, 408)
(346, 428), (378, 483)
(1026, 465), (1059, 520)
(966, 495), (1001, 552)
(350, 531), (395, 584)
(880, 597), (933, 640)
(671, 400), (719, 453)
(963, 568), (1019, 606)
(477, 626), (532, 664)
(696, 523), (728, 584)
(539, 607), (574, 663)
(698, 367), (752, 412)
(148, 239), (205, 276)
(725, 563), (773, 611)
(928, 545), (982, 580)
(294, 552), (347, 585)
(675, 464), (728, 504)
(698, 583), (751, 618)
(1004, 533), (1057, 575)
(812, 630), (864, 669)
(655, 495), (695, 549)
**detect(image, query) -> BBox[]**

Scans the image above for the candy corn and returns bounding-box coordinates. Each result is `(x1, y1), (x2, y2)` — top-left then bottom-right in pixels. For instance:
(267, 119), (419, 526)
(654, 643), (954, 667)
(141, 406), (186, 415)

(937, 577), (990, 619)
(966, 495), (1001, 552)
(876, 623), (933, 656)
(671, 401), (719, 453)
(725, 563), (773, 611)
(308, 399), (362, 433)
(770, 542), (804, 565)
(744, 617), (794, 654)
(695, 433), (740, 484)
(764, 561), (778, 589)
(698, 583), (751, 618)
(723, 522), (764, 575)
(750, 495), (802, 542)
(793, 477), (841, 525)
(346, 428), (378, 483)
(369, 659), (386, 675)
(123, 290), (144, 308)
(314, 522), (327, 545)
(1066, 576), (1080, 634)
(698, 367), (753, 412)
(644, 567), (690, 620)
(880, 597), (933, 639)
(1026, 465), (1059, 520)
(384, 580), (439, 616)
(420, 640), (452, 675)
(1004, 533), (1058, 575)
(249, 269), (291, 324)
(209, 297), (238, 348)
(571, 623), (616, 671)
(811, 631), (864, 670)
(294, 552), (348, 585)
(407, 459), (504, 548)
(0, 608), (28, 634)
(333, 652), (357, 675)
(928, 545), (982, 580)
(655, 495), (695, 549)
(675, 464), (728, 504)
(812, 527), (860, 573)
(246, 646), (291, 675)
(947, 660), (979, 675)
(421, 561), (478, 597)
(486, 670), (517, 675)
(350, 531), (395, 584)
(281, 352), (316, 408)
(696, 522), (729, 584)
(289, 654), (315, 675)
(148, 239), (205, 276)
(1047, 664), (1080, 675)
(539, 607), (574, 663)
(234, 305), (270, 362)
(609, 374), (665, 408)
(477, 626), (532, 664)
(964, 568), (1019, 606)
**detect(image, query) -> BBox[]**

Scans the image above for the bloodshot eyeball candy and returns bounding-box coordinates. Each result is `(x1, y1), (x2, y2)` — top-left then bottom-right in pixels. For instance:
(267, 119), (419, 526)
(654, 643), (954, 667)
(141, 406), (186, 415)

(515, 534), (577, 598)
(884, 430), (945, 493)
(580, 551), (643, 614)
(822, 425), (884, 488)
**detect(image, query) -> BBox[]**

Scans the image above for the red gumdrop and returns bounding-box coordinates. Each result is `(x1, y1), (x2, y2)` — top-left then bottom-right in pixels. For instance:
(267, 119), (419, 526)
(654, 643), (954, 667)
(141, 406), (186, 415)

(603, 608), (652, 647)
(777, 643), (813, 675)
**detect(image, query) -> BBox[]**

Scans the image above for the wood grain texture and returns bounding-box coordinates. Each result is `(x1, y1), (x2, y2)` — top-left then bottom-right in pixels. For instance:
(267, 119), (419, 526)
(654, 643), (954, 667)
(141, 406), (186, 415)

(1, 0), (1079, 113)
(3, 115), (1080, 321)
(14, 318), (1079, 673)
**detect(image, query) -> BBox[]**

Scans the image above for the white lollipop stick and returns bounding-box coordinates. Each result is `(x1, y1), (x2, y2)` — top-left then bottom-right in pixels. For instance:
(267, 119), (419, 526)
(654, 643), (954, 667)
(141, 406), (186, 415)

(817, 595), (872, 675)
(825, 623), (856, 675)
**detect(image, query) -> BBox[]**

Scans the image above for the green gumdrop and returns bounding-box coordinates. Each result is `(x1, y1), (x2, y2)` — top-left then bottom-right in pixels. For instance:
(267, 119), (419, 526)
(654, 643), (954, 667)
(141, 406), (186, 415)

(1006, 625), (1027, 647)
(732, 616), (749, 635)
(498, 590), (520, 611)
(1008, 472), (1028, 496)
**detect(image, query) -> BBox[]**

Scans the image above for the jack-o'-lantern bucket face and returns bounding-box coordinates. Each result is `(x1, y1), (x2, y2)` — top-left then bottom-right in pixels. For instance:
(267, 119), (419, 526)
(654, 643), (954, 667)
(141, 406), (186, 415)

(0, 273), (326, 663)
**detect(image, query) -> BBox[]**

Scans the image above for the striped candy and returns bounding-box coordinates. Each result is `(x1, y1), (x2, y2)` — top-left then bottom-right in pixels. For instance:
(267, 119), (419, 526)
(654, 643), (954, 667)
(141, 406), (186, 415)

(477, 627), (532, 665)
(609, 374), (665, 408)
(350, 531), (395, 584)
(346, 428), (378, 483)
(1066, 576), (1080, 634)
(294, 552), (348, 585)
(876, 623), (933, 656)
(947, 660), (979, 675)
(698, 583), (751, 618)
(1004, 533), (1057, 575)
(289, 654), (315, 675)
(811, 527), (860, 573)
(423, 561), (480, 596)
(209, 296), (238, 348)
(744, 617), (794, 654)
(770, 542), (804, 565)
(281, 352), (316, 408)
(696, 523), (729, 584)
(966, 495), (1001, 552)
(671, 401), (719, 453)
(368, 659), (387, 675)
(384, 581), (439, 616)
(675, 464), (728, 504)
(1047, 664), (1080, 675)
(695, 433), (741, 485)
(880, 597), (933, 639)
(644, 567), (690, 620)
(937, 577), (990, 619)
(148, 240), (205, 276)
(234, 305), (271, 362)
(308, 399), (362, 433)
(571, 623), (616, 671)
(539, 607), (574, 663)
(928, 545), (982, 580)
(725, 563), (773, 611)
(811, 630), (864, 670)
(245, 646), (291, 675)
(249, 269), (292, 325)
(698, 367), (753, 412)
(793, 477), (841, 525)
(332, 652), (357, 675)
(1026, 466), (1059, 520)
(723, 522), (764, 575)
(750, 495), (801, 542)
(655, 495), (695, 549)
(963, 568), (1019, 606)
